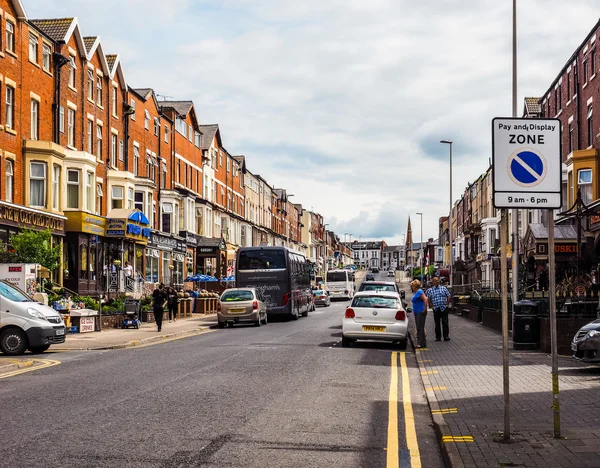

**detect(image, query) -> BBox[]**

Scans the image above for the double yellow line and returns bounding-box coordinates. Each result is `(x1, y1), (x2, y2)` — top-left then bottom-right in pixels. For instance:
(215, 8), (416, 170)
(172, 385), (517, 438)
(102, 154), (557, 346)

(0, 358), (61, 379)
(387, 351), (421, 468)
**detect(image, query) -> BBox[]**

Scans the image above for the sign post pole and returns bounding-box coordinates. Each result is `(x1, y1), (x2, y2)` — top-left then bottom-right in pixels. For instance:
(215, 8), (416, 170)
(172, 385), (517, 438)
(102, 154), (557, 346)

(500, 208), (510, 440)
(548, 210), (561, 437)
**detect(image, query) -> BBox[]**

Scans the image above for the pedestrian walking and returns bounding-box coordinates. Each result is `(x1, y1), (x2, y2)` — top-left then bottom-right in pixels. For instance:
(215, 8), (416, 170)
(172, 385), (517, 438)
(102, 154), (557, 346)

(123, 261), (133, 278)
(152, 283), (168, 332)
(410, 279), (429, 348)
(167, 287), (179, 322)
(426, 276), (452, 341)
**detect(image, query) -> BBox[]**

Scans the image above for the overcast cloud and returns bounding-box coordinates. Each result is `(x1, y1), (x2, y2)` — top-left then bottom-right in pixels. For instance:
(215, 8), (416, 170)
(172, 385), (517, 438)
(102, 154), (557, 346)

(26, 0), (600, 243)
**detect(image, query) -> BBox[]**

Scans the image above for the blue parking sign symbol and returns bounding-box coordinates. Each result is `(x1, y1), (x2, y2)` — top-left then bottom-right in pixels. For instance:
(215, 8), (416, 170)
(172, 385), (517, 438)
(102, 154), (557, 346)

(508, 149), (546, 187)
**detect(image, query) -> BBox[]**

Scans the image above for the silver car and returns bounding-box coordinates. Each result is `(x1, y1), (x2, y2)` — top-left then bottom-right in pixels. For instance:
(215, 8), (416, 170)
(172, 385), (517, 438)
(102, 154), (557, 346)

(218, 288), (268, 328)
(572, 319), (600, 363)
(341, 291), (408, 349)
(313, 290), (331, 307)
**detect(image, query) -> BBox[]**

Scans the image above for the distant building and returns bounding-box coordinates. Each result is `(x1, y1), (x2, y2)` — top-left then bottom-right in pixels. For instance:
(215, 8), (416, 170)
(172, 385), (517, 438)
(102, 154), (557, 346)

(350, 241), (386, 268)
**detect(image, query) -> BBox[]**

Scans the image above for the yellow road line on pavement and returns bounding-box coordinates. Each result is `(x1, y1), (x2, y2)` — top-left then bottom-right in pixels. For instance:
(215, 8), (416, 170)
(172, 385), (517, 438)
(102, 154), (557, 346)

(420, 370), (439, 375)
(387, 352), (399, 467)
(415, 348), (429, 352)
(425, 386), (447, 391)
(127, 329), (215, 349)
(432, 408), (458, 415)
(400, 352), (422, 468)
(442, 435), (474, 444)
(417, 359), (432, 363)
(0, 359), (61, 379)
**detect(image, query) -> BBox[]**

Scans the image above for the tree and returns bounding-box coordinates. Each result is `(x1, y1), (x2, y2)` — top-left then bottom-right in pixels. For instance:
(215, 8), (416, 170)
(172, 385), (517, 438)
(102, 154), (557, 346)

(7, 229), (61, 270)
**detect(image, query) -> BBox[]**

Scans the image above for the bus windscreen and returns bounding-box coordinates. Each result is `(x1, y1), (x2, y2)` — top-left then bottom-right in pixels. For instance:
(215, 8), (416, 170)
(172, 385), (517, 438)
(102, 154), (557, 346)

(238, 250), (286, 270)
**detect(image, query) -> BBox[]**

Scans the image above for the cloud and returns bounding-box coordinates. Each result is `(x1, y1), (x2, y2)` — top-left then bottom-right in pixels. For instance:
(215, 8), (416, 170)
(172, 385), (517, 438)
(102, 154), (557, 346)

(22, 0), (600, 243)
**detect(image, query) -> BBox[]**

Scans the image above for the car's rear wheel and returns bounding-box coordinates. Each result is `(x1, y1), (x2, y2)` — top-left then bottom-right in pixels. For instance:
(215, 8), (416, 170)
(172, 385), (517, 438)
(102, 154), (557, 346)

(255, 317), (261, 327)
(398, 339), (408, 351)
(261, 313), (268, 325)
(341, 336), (351, 347)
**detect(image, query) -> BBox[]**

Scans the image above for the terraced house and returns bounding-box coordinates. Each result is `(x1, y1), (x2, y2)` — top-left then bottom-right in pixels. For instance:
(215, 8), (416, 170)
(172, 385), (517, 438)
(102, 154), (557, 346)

(0, 0), (350, 299)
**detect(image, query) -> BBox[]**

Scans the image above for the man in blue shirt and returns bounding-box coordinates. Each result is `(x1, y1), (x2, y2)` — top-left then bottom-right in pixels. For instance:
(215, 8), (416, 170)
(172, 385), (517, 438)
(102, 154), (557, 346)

(426, 277), (451, 341)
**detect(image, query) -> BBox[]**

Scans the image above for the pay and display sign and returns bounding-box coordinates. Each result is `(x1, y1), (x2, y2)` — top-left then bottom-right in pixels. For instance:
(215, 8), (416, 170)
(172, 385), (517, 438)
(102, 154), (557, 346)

(492, 117), (562, 208)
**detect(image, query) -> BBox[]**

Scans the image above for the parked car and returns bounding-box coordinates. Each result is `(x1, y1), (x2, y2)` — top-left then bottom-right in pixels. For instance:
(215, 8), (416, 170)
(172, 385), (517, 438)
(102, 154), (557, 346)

(572, 319), (600, 363)
(372, 267), (380, 273)
(217, 288), (268, 328)
(358, 281), (400, 294)
(0, 280), (66, 355)
(365, 273), (376, 281)
(313, 290), (331, 307)
(387, 270), (395, 277)
(342, 291), (408, 349)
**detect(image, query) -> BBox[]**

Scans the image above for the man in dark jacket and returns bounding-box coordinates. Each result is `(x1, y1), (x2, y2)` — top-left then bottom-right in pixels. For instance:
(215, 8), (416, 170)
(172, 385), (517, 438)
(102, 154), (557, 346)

(152, 284), (168, 332)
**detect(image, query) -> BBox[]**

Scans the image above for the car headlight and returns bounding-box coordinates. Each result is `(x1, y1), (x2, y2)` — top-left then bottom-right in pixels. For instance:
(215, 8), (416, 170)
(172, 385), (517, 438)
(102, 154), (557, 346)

(587, 330), (600, 338)
(27, 308), (47, 321)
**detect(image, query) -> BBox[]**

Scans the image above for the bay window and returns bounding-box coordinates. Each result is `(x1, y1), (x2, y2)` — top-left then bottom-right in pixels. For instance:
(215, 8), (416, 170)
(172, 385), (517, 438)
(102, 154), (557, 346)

(578, 169), (593, 204)
(52, 165), (60, 210)
(86, 172), (93, 212)
(162, 203), (173, 233)
(67, 169), (80, 209)
(127, 188), (134, 209)
(111, 186), (124, 209)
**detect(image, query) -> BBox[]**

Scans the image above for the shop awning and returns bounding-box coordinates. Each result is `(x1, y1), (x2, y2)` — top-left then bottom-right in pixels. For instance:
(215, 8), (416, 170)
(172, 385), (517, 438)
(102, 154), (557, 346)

(107, 209), (150, 226)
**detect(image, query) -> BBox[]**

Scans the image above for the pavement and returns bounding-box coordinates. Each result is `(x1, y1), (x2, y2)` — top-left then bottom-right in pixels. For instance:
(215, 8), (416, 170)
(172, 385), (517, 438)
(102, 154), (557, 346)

(401, 281), (600, 468)
(0, 289), (444, 468)
(53, 314), (218, 350)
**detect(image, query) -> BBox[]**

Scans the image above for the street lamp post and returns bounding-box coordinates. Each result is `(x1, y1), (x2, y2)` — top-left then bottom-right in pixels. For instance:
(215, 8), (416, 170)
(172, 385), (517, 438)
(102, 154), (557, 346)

(416, 213), (423, 281)
(441, 140), (454, 292)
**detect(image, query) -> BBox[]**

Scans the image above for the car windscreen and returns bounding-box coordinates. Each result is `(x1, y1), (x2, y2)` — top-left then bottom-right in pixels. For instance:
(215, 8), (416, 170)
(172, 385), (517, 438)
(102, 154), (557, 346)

(238, 250), (286, 270)
(359, 284), (396, 292)
(221, 290), (254, 302)
(327, 272), (347, 282)
(0, 281), (33, 302)
(351, 296), (400, 309)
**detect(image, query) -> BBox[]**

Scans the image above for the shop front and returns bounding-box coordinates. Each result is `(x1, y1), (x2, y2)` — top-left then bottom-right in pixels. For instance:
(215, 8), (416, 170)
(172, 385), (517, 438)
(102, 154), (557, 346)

(64, 212), (106, 297)
(196, 237), (227, 278)
(105, 209), (151, 293)
(0, 201), (66, 284)
(147, 231), (186, 287)
(180, 231), (200, 277)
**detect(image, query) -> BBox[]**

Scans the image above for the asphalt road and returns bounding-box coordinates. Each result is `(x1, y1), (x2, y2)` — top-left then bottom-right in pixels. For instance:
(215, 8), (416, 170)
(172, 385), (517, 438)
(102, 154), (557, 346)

(0, 273), (443, 468)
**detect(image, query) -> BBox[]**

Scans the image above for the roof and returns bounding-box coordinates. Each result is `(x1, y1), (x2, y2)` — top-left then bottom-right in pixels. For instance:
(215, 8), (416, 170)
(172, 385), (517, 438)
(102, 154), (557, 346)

(528, 223), (577, 240)
(196, 237), (226, 248)
(105, 54), (117, 70)
(133, 88), (153, 99)
(83, 36), (97, 54)
(29, 18), (74, 42)
(384, 245), (403, 252)
(524, 97), (541, 116)
(159, 100), (193, 117)
(199, 124), (219, 150)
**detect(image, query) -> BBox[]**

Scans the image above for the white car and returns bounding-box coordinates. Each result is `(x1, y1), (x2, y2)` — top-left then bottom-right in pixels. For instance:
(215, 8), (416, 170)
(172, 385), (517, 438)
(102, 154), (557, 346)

(341, 291), (408, 349)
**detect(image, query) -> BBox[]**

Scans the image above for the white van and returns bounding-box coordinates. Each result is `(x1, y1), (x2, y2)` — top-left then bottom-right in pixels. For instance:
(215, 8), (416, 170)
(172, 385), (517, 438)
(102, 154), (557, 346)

(326, 269), (354, 300)
(0, 280), (66, 355)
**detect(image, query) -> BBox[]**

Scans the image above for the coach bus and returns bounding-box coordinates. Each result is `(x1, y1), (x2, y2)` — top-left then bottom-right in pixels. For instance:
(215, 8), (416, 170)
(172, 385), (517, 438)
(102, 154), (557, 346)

(235, 246), (312, 320)
(326, 269), (354, 300)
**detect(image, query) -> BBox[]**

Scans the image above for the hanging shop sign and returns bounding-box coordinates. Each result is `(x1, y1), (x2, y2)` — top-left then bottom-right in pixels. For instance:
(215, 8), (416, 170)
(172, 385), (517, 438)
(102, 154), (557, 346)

(65, 212), (106, 236)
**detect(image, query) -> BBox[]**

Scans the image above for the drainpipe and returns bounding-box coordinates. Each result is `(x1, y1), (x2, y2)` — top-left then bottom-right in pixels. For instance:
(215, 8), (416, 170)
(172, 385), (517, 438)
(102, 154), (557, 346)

(52, 44), (69, 144)
(576, 80), (581, 150)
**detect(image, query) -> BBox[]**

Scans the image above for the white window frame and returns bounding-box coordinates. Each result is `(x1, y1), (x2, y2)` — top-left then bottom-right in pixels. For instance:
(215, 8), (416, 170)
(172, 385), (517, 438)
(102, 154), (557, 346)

(60, 106), (65, 133)
(30, 99), (39, 140)
(111, 186), (124, 209)
(6, 21), (15, 53)
(30, 162), (47, 208)
(52, 165), (60, 211)
(42, 44), (51, 72)
(164, 125), (169, 143)
(87, 68), (94, 101)
(119, 139), (124, 161)
(6, 160), (14, 203)
(133, 146), (140, 176)
(154, 117), (160, 136)
(66, 169), (80, 209)
(29, 33), (38, 63)
(111, 134), (117, 167)
(144, 110), (150, 130)
(87, 119), (93, 153)
(96, 124), (103, 159)
(67, 109), (75, 147)
(85, 172), (93, 212)
(96, 76), (103, 106)
(111, 86), (118, 117)
(6, 86), (15, 130)
(130, 99), (136, 120)
(68, 56), (76, 88)
(127, 188), (134, 209)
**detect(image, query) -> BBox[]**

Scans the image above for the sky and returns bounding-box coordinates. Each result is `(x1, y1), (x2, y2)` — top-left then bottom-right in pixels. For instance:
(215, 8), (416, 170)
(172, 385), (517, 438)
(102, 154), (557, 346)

(24, 0), (600, 244)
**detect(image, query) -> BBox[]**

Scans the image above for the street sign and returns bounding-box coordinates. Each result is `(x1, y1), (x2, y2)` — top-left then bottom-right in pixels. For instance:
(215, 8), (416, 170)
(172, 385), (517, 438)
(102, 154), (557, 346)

(492, 117), (562, 208)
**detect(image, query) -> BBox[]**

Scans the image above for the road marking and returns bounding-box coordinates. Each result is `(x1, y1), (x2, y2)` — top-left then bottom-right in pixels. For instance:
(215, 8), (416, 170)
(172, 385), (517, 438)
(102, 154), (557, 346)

(387, 352), (399, 467)
(127, 329), (215, 349)
(0, 358), (61, 379)
(415, 348), (429, 351)
(400, 352), (422, 468)
(425, 386), (447, 391)
(442, 435), (474, 444)
(417, 359), (432, 363)
(420, 370), (439, 375)
(432, 408), (458, 415)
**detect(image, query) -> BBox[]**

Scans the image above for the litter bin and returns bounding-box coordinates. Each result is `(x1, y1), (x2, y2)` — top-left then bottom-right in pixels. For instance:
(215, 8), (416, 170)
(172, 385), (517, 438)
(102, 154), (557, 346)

(513, 300), (540, 350)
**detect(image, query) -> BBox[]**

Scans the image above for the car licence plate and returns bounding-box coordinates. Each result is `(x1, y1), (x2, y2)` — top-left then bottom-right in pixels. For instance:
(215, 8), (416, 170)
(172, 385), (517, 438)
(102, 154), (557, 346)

(55, 329), (65, 336)
(230, 308), (246, 314)
(363, 326), (386, 332)
(571, 343), (578, 352)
